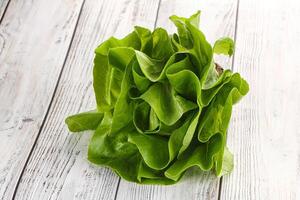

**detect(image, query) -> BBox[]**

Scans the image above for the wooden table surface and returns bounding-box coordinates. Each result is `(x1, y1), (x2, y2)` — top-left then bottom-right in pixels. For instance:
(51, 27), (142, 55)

(0, 0), (300, 199)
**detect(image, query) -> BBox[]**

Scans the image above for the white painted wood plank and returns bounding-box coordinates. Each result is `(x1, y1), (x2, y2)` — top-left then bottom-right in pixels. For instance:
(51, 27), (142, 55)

(0, 0), (85, 199)
(13, 0), (160, 199)
(221, 0), (300, 199)
(116, 0), (238, 199)
(0, 0), (9, 20)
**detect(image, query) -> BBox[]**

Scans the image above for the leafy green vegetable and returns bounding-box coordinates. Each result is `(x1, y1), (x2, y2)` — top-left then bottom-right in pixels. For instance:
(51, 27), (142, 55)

(65, 11), (249, 185)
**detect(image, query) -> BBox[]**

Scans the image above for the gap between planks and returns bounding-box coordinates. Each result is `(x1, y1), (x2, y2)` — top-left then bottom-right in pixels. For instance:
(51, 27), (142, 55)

(0, 0), (10, 24)
(217, 0), (240, 199)
(11, 0), (87, 198)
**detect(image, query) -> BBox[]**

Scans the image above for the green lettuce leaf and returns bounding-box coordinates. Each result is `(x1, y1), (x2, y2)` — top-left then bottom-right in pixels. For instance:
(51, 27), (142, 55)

(65, 11), (249, 185)
(213, 37), (235, 56)
(65, 110), (103, 132)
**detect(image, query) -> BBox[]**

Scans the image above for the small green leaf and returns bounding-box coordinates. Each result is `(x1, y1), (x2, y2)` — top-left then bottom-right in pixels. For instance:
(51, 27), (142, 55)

(213, 37), (235, 56)
(65, 110), (104, 132)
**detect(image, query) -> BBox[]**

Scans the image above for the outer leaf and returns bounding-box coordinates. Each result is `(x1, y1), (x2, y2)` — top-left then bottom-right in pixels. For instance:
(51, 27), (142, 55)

(165, 133), (223, 181)
(128, 132), (169, 170)
(65, 110), (103, 132)
(213, 37), (235, 56)
(88, 112), (141, 182)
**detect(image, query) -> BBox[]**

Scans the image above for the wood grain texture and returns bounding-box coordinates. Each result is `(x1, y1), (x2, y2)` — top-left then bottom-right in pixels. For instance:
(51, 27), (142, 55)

(220, 0), (300, 199)
(0, 0), (9, 21)
(13, 0), (160, 199)
(116, 0), (238, 199)
(0, 0), (85, 199)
